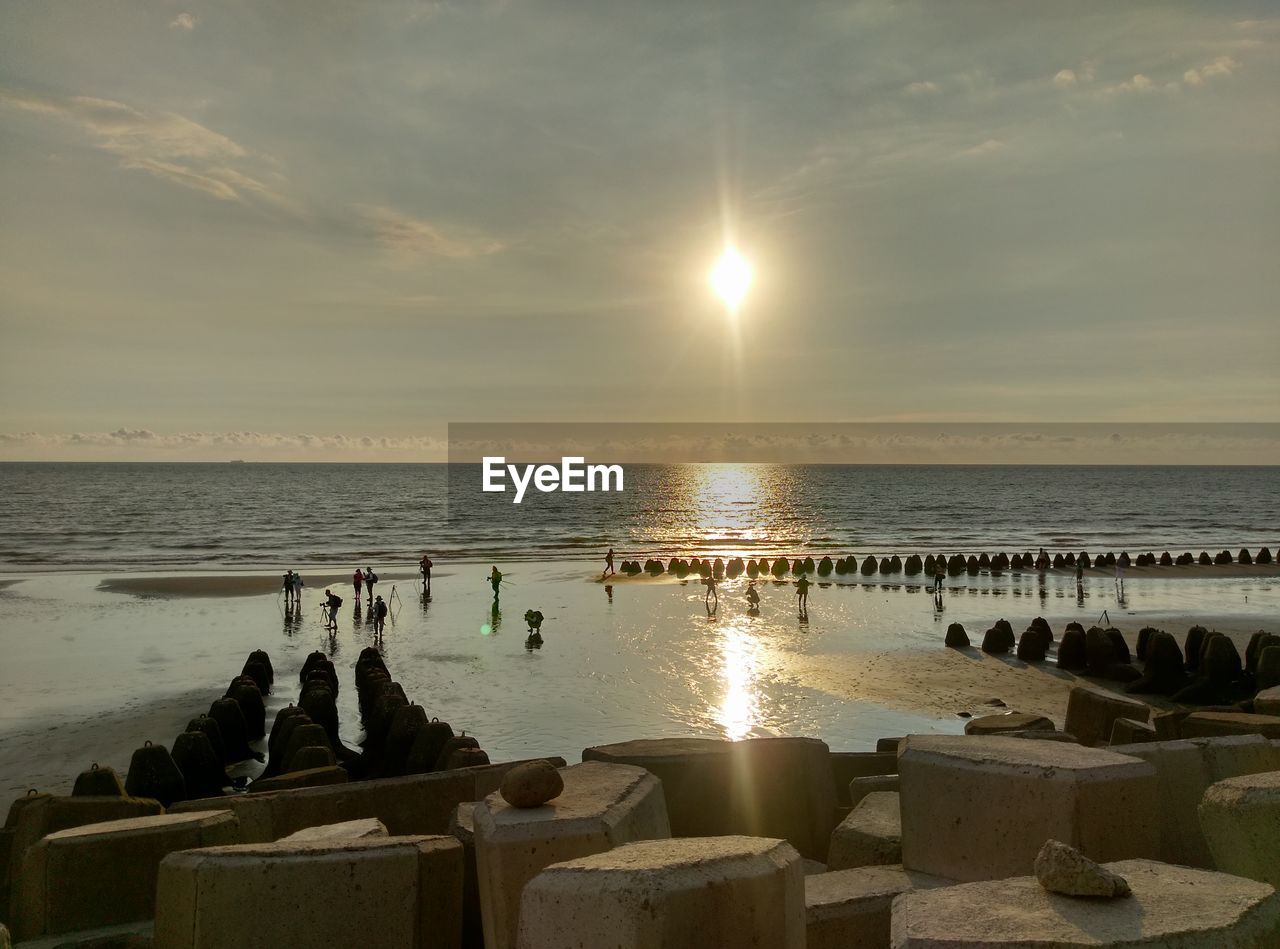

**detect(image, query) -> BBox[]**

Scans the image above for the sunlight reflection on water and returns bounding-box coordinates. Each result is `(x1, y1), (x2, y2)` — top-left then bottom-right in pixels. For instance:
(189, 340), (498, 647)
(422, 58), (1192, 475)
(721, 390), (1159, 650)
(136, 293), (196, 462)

(715, 620), (763, 741)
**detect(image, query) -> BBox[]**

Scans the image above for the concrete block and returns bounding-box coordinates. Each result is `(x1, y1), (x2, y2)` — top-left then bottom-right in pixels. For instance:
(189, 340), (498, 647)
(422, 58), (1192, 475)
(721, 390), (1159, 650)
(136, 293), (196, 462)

(1064, 685), (1151, 746)
(898, 735), (1158, 882)
(154, 835), (462, 949)
(14, 811), (238, 940)
(9, 919), (153, 948)
(169, 756), (567, 843)
(849, 774), (899, 808)
(891, 858), (1280, 947)
(280, 817), (388, 842)
(1108, 735), (1280, 867)
(805, 865), (948, 949)
(963, 713), (1054, 736)
(831, 752), (899, 805)
(1181, 711), (1280, 740)
(828, 792), (901, 870)
(1254, 685), (1280, 716)
(517, 836), (805, 949)
(1110, 717), (1157, 744)
(1199, 769), (1280, 888)
(449, 803), (482, 949)
(474, 761), (670, 949)
(583, 737), (837, 860)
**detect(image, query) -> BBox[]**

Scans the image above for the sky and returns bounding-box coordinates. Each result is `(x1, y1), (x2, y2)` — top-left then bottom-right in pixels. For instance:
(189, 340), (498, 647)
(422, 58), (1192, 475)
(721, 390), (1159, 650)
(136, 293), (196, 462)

(1, 1), (1277, 461)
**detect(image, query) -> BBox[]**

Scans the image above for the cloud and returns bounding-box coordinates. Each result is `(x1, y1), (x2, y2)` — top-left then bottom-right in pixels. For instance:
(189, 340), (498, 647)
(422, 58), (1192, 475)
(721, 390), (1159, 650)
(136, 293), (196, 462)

(0, 90), (288, 207)
(169, 13), (196, 31)
(1183, 55), (1239, 86)
(956, 138), (1005, 158)
(1053, 69), (1077, 88)
(903, 81), (939, 96)
(355, 204), (504, 259)
(0, 430), (449, 461)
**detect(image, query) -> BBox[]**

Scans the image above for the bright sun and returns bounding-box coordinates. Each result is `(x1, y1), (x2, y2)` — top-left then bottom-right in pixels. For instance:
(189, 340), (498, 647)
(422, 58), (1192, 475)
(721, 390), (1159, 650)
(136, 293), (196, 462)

(709, 246), (753, 312)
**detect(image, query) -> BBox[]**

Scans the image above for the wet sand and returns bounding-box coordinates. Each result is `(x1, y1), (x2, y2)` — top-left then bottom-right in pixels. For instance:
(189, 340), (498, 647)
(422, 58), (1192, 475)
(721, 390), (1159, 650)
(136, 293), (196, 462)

(1, 565), (1276, 794)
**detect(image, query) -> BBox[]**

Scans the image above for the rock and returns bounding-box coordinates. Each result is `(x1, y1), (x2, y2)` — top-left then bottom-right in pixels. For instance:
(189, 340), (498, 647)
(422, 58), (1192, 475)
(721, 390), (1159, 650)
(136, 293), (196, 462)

(499, 759), (564, 808)
(1057, 626), (1087, 671)
(1105, 629), (1131, 664)
(1127, 630), (1187, 696)
(1257, 546), (1273, 565)
(1034, 838), (1131, 897)
(1184, 625), (1209, 672)
(981, 625), (1014, 654)
(944, 623), (969, 648)
(1016, 629), (1047, 661)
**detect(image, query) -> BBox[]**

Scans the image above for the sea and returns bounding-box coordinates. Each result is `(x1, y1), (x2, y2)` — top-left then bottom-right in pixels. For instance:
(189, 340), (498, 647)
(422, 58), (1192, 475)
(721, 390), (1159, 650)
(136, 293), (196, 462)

(0, 463), (1275, 572)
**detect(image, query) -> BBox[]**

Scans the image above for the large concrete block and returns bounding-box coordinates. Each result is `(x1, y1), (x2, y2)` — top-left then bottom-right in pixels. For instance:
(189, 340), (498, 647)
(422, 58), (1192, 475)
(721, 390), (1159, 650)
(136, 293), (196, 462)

(154, 835), (462, 949)
(583, 737), (837, 860)
(963, 713), (1054, 736)
(1064, 685), (1150, 746)
(891, 858), (1280, 947)
(1255, 685), (1280, 716)
(280, 817), (388, 842)
(1108, 735), (1280, 867)
(474, 761), (670, 949)
(169, 756), (567, 843)
(9, 919), (153, 947)
(517, 836), (805, 949)
(449, 803), (482, 949)
(849, 774), (899, 808)
(898, 735), (1158, 881)
(831, 752), (899, 805)
(828, 792), (901, 870)
(13, 810), (238, 940)
(805, 865), (948, 949)
(1180, 711), (1280, 740)
(1199, 770), (1280, 888)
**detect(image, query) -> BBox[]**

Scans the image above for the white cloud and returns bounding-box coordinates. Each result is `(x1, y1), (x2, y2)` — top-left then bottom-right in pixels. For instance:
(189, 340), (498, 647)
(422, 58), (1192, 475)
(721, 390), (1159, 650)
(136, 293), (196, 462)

(169, 13), (196, 31)
(356, 204), (503, 259)
(0, 430), (449, 461)
(956, 138), (1004, 158)
(0, 90), (289, 207)
(1183, 55), (1239, 86)
(903, 80), (939, 96)
(1053, 68), (1076, 88)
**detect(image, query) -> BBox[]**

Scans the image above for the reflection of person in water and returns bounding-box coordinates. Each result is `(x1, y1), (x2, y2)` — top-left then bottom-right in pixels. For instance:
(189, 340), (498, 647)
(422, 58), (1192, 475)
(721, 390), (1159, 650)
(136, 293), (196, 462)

(745, 580), (760, 612)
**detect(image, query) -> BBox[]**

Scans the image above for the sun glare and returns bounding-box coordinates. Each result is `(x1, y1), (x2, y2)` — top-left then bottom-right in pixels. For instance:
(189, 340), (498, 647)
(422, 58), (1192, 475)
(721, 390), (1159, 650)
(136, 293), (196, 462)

(710, 246), (753, 312)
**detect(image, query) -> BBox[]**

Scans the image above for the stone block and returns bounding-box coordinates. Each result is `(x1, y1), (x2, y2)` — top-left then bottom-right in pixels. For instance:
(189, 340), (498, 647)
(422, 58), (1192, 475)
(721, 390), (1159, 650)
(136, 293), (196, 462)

(474, 761), (670, 949)
(169, 756), (566, 844)
(891, 858), (1280, 947)
(1199, 770), (1280, 888)
(805, 865), (948, 949)
(963, 713), (1054, 736)
(583, 737), (837, 860)
(154, 835), (462, 949)
(1254, 686), (1280, 717)
(1108, 735), (1280, 867)
(449, 803), (482, 949)
(849, 774), (899, 808)
(9, 919), (153, 948)
(828, 792), (901, 870)
(14, 811), (238, 940)
(1064, 685), (1151, 747)
(898, 735), (1158, 881)
(280, 817), (388, 842)
(517, 836), (804, 949)
(1180, 711), (1280, 740)
(1109, 717), (1157, 744)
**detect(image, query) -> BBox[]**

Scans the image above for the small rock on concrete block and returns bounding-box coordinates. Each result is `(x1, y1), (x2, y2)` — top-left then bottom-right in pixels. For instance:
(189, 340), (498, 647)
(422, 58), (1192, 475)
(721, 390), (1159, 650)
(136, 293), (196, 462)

(1034, 839), (1130, 897)
(849, 774), (899, 808)
(475, 761), (670, 949)
(1064, 685), (1151, 747)
(14, 810), (239, 941)
(805, 865), (948, 949)
(898, 735), (1158, 882)
(1180, 712), (1280, 740)
(154, 835), (462, 949)
(828, 792), (901, 870)
(517, 836), (805, 949)
(280, 817), (388, 842)
(1199, 770), (1280, 888)
(1254, 686), (1280, 717)
(1108, 735), (1280, 868)
(585, 737), (837, 861)
(499, 760), (563, 808)
(963, 713), (1054, 736)
(1110, 717), (1157, 744)
(891, 858), (1280, 948)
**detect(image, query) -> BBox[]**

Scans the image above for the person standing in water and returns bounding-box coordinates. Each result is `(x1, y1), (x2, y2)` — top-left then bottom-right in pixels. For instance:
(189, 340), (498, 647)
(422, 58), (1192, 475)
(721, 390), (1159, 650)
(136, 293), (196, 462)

(373, 595), (388, 634)
(745, 580), (760, 611)
(603, 547), (615, 578)
(703, 572), (718, 611)
(292, 571), (304, 606)
(419, 554), (433, 593)
(364, 567), (377, 602)
(352, 568), (364, 605)
(933, 559), (945, 594)
(489, 565), (503, 599)
(282, 570), (294, 607)
(796, 574), (811, 612)
(324, 589), (342, 629)
(1075, 558), (1084, 596)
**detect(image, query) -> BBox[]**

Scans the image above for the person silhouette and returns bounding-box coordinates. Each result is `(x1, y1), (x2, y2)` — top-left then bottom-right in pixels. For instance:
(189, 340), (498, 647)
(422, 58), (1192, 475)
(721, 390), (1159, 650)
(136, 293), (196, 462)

(489, 566), (503, 599)
(746, 580), (760, 612)
(603, 548), (615, 578)
(703, 573), (718, 612)
(373, 595), (388, 635)
(419, 555), (433, 594)
(796, 574), (811, 612)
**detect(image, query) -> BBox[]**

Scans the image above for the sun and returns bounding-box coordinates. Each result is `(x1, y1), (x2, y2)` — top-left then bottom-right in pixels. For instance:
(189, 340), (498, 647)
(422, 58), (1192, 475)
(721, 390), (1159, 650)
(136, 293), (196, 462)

(709, 246), (753, 313)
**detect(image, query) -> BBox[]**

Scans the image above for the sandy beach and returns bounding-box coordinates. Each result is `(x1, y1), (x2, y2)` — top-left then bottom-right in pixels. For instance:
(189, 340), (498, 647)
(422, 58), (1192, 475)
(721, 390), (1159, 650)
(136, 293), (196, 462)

(2, 562), (1276, 795)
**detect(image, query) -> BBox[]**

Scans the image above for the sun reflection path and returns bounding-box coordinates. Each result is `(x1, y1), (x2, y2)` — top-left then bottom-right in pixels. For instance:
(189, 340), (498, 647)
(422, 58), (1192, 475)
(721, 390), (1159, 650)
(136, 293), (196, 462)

(716, 620), (763, 740)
